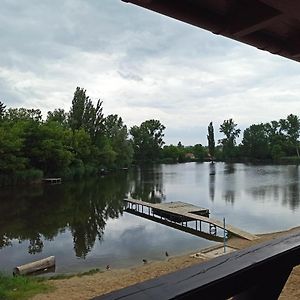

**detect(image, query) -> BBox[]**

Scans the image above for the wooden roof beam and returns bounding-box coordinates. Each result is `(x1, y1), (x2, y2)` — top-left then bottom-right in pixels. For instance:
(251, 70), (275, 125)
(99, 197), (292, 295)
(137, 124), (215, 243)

(287, 37), (300, 58)
(122, 0), (224, 33)
(225, 0), (282, 38)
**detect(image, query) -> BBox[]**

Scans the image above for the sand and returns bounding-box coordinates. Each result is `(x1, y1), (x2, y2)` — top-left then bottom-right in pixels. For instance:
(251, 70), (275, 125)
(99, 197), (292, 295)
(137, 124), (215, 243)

(32, 227), (300, 300)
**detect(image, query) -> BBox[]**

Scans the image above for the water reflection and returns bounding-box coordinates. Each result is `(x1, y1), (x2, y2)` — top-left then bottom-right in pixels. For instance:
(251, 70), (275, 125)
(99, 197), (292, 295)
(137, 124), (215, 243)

(224, 163), (235, 174)
(224, 191), (235, 204)
(209, 163), (216, 202)
(0, 173), (129, 258)
(129, 166), (165, 203)
(222, 163), (236, 204)
(283, 166), (300, 210)
(246, 166), (300, 210)
(1, 163), (300, 273)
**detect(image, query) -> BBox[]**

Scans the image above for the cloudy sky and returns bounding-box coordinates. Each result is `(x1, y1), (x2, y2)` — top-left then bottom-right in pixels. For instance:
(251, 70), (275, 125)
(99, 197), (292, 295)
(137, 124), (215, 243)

(1, 0), (300, 145)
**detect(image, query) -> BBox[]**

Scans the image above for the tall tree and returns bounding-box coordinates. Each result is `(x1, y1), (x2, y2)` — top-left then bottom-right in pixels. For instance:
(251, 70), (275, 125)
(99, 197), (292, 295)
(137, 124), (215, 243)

(265, 120), (286, 159)
(0, 124), (26, 173)
(68, 87), (86, 131)
(219, 118), (241, 159)
(83, 98), (104, 142)
(103, 114), (133, 167)
(207, 121), (215, 161)
(68, 87), (104, 141)
(279, 114), (300, 157)
(5, 108), (42, 123)
(47, 109), (68, 126)
(130, 119), (165, 163)
(242, 124), (270, 159)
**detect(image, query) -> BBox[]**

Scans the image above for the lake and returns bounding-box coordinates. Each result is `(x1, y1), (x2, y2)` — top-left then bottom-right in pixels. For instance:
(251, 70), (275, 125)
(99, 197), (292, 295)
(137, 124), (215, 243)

(0, 162), (299, 274)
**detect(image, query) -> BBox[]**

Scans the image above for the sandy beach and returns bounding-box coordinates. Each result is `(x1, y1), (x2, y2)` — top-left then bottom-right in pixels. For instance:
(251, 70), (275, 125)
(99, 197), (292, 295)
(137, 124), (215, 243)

(32, 226), (300, 300)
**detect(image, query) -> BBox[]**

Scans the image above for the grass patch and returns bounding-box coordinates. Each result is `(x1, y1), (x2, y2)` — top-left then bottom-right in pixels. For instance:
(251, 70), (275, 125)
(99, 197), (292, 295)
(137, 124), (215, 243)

(49, 268), (102, 281)
(77, 268), (102, 277)
(47, 274), (74, 281)
(0, 273), (51, 300)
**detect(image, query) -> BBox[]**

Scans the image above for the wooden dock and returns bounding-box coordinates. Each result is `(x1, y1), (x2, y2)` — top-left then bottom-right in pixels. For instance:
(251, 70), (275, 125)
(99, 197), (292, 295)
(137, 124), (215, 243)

(124, 199), (257, 241)
(42, 178), (62, 184)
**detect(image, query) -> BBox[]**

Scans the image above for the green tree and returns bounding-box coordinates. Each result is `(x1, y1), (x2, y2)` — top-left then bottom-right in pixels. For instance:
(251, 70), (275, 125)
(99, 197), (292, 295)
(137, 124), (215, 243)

(0, 123), (26, 173)
(162, 145), (180, 163)
(68, 87), (86, 131)
(219, 118), (241, 160)
(71, 129), (92, 163)
(103, 114), (133, 168)
(265, 120), (286, 158)
(193, 144), (205, 161)
(35, 123), (73, 175)
(83, 98), (104, 142)
(207, 122), (215, 161)
(68, 87), (104, 141)
(130, 119), (165, 163)
(242, 124), (270, 159)
(271, 144), (285, 161)
(5, 108), (42, 123)
(279, 114), (300, 157)
(46, 109), (68, 127)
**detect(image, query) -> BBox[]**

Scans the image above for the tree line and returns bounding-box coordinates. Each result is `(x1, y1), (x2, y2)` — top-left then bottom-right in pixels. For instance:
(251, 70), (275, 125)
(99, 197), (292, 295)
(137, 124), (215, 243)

(0, 87), (299, 185)
(208, 115), (300, 162)
(0, 87), (170, 186)
(161, 115), (300, 163)
(0, 88), (133, 185)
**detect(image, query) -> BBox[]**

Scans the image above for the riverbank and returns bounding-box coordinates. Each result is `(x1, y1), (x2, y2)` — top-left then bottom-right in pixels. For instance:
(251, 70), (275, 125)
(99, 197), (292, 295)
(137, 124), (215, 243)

(32, 226), (300, 300)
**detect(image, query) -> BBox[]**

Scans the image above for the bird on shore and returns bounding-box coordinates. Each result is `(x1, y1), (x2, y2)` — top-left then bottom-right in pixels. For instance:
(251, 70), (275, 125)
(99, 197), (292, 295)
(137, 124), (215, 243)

(142, 259), (148, 264)
(106, 265), (110, 270)
(165, 251), (169, 257)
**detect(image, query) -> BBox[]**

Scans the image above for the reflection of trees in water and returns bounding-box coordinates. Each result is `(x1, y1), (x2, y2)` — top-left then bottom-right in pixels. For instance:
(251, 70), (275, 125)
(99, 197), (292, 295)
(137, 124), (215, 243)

(283, 166), (300, 210)
(209, 164), (216, 202)
(247, 166), (300, 210)
(224, 190), (235, 204)
(224, 163), (235, 174)
(28, 234), (43, 254)
(0, 173), (129, 258)
(222, 164), (236, 204)
(129, 166), (165, 203)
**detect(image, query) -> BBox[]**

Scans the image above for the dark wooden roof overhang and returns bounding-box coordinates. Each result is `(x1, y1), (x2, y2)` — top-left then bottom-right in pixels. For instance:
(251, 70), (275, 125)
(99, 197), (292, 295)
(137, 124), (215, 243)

(122, 0), (300, 63)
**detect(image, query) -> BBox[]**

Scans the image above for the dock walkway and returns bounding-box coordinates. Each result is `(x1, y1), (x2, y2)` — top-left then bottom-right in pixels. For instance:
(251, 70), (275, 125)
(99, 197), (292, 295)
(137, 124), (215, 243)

(124, 199), (257, 241)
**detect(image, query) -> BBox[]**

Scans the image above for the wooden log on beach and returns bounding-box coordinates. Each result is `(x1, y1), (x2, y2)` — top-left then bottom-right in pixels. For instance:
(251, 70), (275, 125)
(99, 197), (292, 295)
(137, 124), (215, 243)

(13, 256), (55, 276)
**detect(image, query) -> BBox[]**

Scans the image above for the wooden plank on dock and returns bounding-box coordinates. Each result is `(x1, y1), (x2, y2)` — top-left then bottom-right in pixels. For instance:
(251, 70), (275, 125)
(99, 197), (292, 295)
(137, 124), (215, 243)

(124, 199), (258, 241)
(125, 199), (208, 215)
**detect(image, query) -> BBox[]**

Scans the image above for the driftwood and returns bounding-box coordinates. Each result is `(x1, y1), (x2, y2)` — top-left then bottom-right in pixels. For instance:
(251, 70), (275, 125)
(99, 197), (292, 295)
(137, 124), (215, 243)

(13, 256), (55, 276)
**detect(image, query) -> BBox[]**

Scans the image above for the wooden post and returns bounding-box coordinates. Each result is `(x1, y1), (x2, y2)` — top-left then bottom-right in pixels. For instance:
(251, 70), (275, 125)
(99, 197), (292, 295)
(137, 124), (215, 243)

(13, 256), (55, 276)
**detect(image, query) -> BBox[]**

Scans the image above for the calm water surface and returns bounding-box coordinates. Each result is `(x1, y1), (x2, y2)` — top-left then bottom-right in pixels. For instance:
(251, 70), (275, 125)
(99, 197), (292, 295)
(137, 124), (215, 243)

(0, 163), (299, 274)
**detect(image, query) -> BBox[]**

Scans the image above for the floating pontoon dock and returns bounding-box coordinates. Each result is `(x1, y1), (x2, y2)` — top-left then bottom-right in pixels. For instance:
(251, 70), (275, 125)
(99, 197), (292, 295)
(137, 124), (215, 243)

(124, 199), (257, 241)
(42, 178), (62, 184)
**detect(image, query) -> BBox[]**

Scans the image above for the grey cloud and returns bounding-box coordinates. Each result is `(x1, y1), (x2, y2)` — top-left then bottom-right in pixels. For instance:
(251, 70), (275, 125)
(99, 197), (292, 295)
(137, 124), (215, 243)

(0, 0), (299, 145)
